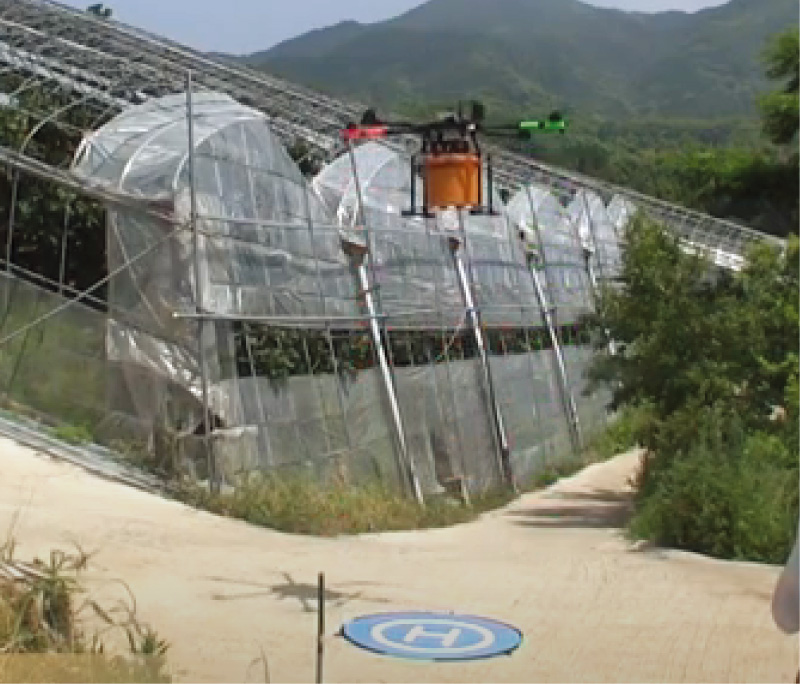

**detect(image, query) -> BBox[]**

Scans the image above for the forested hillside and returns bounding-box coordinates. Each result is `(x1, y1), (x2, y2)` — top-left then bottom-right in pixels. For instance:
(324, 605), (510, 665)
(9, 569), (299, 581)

(247, 0), (796, 121)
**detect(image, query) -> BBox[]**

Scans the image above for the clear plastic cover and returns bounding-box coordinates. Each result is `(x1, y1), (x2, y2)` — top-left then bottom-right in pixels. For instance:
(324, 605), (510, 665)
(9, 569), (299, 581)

(506, 183), (596, 324)
(45, 97), (614, 496)
(568, 189), (623, 281)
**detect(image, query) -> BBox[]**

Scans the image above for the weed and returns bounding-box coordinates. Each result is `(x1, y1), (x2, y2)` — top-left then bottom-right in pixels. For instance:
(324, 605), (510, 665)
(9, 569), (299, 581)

(50, 424), (92, 446)
(177, 474), (514, 536)
(0, 536), (171, 683)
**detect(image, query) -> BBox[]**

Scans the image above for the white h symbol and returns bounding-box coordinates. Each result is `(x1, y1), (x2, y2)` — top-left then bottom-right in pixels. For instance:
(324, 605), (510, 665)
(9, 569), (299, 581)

(370, 618), (495, 655)
(403, 624), (461, 649)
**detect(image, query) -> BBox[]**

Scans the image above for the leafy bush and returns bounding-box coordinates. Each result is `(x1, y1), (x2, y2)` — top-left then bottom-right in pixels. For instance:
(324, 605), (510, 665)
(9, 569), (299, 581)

(584, 403), (654, 461)
(629, 405), (798, 564)
(590, 215), (798, 562)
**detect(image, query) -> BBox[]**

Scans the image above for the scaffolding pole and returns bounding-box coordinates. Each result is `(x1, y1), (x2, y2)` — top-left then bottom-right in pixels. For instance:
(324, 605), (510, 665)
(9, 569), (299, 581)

(448, 223), (515, 492)
(522, 186), (583, 454)
(186, 71), (217, 493)
(345, 141), (424, 505)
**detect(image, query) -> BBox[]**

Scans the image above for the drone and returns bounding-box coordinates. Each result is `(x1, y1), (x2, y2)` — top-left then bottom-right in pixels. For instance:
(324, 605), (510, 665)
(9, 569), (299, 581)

(341, 101), (566, 217)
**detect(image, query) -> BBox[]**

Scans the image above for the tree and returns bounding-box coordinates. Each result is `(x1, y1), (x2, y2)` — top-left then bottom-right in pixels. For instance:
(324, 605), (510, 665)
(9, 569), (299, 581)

(759, 28), (799, 147)
(588, 216), (799, 562)
(590, 216), (798, 434)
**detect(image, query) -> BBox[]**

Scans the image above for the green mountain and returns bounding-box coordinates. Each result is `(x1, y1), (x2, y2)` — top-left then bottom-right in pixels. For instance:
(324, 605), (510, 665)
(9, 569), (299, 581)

(243, 0), (797, 121)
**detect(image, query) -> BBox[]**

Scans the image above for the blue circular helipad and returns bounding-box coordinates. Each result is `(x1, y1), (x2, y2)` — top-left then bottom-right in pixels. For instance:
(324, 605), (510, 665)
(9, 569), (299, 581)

(341, 611), (522, 662)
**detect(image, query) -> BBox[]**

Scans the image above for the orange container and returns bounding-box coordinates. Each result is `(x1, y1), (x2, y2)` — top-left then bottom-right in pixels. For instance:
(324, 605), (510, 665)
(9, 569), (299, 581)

(424, 153), (481, 209)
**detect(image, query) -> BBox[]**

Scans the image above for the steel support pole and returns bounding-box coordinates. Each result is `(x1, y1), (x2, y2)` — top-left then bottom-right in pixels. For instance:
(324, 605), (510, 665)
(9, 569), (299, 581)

(521, 185), (582, 453)
(355, 262), (423, 504)
(186, 71), (217, 492)
(447, 229), (515, 492)
(57, 203), (71, 296)
(345, 142), (423, 505)
(526, 255), (583, 454)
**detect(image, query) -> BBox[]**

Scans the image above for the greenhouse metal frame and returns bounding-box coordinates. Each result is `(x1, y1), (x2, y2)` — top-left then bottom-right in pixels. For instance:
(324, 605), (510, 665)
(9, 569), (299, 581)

(0, 0), (785, 502)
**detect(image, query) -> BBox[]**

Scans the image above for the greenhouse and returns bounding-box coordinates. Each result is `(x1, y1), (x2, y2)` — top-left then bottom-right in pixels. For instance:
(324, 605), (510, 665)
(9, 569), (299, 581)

(57, 92), (623, 501)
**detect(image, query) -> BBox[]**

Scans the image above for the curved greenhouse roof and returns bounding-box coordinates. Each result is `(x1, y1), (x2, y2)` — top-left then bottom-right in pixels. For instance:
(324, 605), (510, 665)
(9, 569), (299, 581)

(568, 189), (623, 281)
(73, 92), (332, 226)
(73, 92), (356, 325)
(314, 142), (538, 328)
(506, 184), (595, 323)
(607, 194), (638, 234)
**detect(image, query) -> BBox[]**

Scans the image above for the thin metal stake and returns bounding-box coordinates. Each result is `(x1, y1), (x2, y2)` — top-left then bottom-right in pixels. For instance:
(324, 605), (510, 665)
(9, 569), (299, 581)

(316, 572), (325, 684)
(344, 141), (424, 505)
(449, 220), (515, 491)
(186, 71), (216, 492)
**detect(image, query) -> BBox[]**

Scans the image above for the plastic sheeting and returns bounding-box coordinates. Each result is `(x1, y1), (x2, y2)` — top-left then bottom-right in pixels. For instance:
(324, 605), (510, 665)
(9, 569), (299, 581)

(49, 93), (625, 499)
(72, 92), (359, 445)
(313, 142), (532, 329)
(568, 189), (623, 282)
(506, 183), (596, 325)
(74, 92), (356, 326)
(607, 194), (639, 235)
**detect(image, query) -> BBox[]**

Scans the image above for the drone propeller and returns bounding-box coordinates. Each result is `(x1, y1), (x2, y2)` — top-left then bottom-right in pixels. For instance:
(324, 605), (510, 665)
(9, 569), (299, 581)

(341, 103), (567, 142)
(337, 101), (568, 217)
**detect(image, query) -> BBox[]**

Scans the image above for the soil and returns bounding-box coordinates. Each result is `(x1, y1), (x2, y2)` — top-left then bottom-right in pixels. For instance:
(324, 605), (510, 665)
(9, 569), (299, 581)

(0, 439), (796, 683)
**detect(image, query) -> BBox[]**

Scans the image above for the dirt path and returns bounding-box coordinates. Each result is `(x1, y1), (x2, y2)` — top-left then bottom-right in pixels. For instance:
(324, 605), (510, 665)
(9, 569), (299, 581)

(1, 438), (796, 683)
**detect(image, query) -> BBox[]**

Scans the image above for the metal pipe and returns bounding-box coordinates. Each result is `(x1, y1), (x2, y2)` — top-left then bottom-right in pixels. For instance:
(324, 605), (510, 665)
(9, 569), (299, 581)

(186, 71), (217, 493)
(486, 154), (493, 215)
(171, 309), (437, 324)
(5, 172), (19, 278)
(526, 256), (582, 454)
(409, 154), (416, 214)
(344, 140), (423, 504)
(316, 572), (325, 684)
(3, 171), (18, 316)
(57, 203), (71, 296)
(357, 261), (424, 504)
(522, 185), (582, 453)
(448, 230), (515, 491)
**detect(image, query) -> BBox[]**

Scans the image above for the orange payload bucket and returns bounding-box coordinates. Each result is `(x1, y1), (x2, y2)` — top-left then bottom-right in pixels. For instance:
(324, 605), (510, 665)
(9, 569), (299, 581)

(424, 153), (481, 209)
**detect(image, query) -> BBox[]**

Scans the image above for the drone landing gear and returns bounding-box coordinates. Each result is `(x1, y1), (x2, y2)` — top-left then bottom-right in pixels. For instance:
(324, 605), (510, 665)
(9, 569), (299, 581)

(401, 208), (436, 219)
(400, 207), (500, 218)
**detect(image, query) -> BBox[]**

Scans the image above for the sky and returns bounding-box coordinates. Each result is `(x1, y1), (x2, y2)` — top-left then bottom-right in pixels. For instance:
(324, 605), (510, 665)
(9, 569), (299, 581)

(62, 0), (731, 55)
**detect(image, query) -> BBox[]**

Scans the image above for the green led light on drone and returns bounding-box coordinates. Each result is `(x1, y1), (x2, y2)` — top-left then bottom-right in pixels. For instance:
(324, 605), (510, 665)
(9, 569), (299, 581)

(519, 119), (567, 132)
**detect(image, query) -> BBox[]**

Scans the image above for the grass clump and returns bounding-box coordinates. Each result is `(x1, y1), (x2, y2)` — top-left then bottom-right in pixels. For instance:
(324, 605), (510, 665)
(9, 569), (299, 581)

(50, 424), (93, 446)
(178, 474), (514, 536)
(0, 538), (171, 683)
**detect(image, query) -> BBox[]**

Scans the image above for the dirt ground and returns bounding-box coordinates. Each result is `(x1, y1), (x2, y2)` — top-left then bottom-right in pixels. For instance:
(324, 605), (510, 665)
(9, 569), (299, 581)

(0, 437), (796, 683)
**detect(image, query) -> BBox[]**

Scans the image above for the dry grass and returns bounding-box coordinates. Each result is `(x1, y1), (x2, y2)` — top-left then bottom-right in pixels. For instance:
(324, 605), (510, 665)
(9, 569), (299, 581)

(0, 520), (171, 683)
(178, 474), (514, 537)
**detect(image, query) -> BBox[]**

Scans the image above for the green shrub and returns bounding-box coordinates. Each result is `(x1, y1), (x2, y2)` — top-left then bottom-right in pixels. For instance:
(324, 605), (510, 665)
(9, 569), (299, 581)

(629, 405), (798, 563)
(584, 403), (654, 461)
(51, 424), (93, 446)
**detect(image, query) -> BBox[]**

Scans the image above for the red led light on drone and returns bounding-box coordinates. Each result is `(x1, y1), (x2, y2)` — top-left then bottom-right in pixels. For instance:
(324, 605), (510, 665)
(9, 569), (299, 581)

(341, 126), (389, 141)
